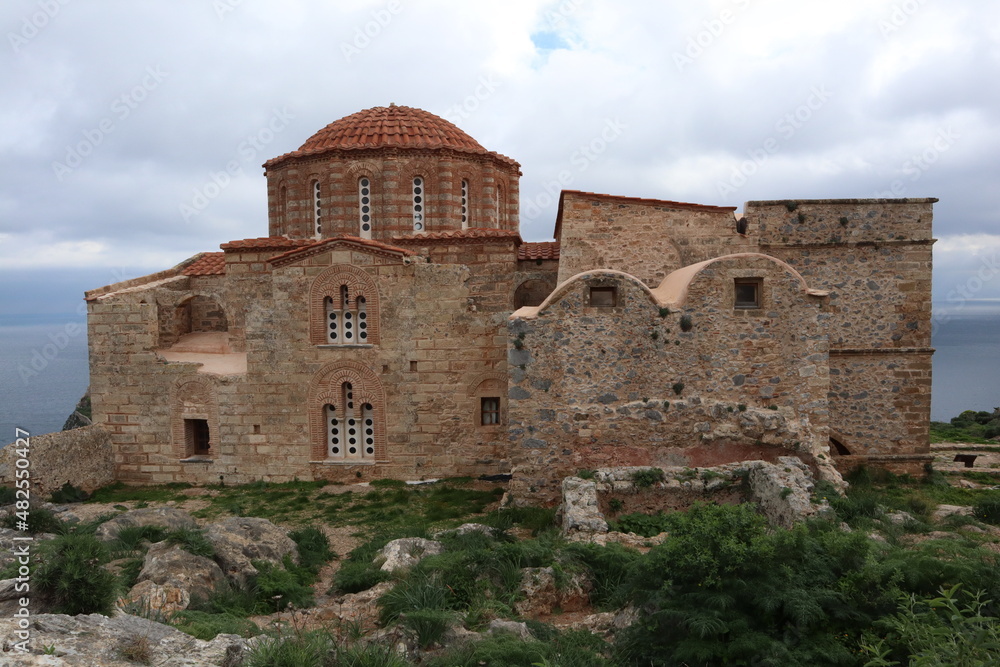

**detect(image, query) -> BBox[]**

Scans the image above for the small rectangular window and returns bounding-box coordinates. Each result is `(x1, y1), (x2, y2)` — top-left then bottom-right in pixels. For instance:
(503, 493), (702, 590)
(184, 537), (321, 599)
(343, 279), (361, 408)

(481, 397), (501, 425)
(734, 278), (762, 309)
(184, 418), (211, 456)
(589, 286), (617, 308)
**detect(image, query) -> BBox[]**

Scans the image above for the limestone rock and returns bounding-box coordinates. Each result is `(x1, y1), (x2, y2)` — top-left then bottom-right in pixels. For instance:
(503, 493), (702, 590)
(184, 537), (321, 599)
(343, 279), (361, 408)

(123, 541), (225, 613)
(431, 523), (493, 539)
(569, 605), (640, 637)
(487, 619), (533, 641)
(325, 581), (395, 631)
(932, 504), (974, 521)
(0, 613), (244, 666)
(95, 507), (197, 542)
(205, 516), (298, 583)
(376, 537), (443, 573)
(749, 457), (824, 529)
(560, 477), (608, 534)
(514, 566), (592, 616)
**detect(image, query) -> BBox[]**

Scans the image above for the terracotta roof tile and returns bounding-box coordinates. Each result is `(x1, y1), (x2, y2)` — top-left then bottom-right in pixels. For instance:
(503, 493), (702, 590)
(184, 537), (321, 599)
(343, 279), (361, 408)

(392, 228), (522, 244)
(182, 253), (226, 276)
(220, 237), (315, 251)
(518, 241), (560, 261)
(264, 105), (518, 169)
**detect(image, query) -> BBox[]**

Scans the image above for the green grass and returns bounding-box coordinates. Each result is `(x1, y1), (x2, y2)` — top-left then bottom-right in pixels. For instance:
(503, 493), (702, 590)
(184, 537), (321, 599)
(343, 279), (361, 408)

(87, 481), (193, 504)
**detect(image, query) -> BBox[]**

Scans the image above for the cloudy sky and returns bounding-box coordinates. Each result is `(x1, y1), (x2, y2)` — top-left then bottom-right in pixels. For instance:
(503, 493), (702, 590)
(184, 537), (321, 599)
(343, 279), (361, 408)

(1, 0), (999, 316)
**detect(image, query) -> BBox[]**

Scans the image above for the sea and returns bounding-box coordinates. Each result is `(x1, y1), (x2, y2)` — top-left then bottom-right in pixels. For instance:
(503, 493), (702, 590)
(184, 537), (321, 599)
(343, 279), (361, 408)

(0, 308), (998, 444)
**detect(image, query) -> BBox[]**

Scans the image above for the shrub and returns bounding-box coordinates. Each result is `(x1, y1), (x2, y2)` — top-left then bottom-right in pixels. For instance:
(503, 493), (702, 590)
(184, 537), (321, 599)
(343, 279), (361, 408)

(378, 571), (453, 625)
(244, 628), (333, 667)
(399, 608), (455, 648)
(370, 478), (407, 489)
(34, 533), (119, 615)
(0, 486), (18, 505)
(679, 315), (693, 332)
(563, 541), (642, 610)
(613, 511), (671, 538)
(170, 610), (260, 640)
(631, 468), (664, 488)
(332, 561), (390, 594)
(1, 506), (65, 535)
(577, 469), (596, 480)
(672, 382), (685, 395)
(113, 525), (168, 554)
(254, 558), (315, 612)
(115, 634), (152, 665)
(972, 498), (1000, 525)
(336, 642), (410, 667)
(165, 526), (214, 558)
(289, 525), (335, 573)
(50, 482), (89, 504)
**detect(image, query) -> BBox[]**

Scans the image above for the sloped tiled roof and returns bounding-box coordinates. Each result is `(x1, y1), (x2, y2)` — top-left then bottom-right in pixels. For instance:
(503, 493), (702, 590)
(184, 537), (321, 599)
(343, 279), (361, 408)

(264, 105), (519, 169)
(518, 241), (560, 261)
(182, 252), (226, 276)
(220, 237), (315, 251)
(391, 228), (522, 245)
(268, 235), (415, 267)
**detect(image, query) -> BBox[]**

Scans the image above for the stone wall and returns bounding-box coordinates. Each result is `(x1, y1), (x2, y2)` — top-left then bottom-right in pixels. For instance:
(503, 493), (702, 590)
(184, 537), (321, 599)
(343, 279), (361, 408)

(507, 255), (834, 504)
(748, 198), (935, 465)
(0, 425), (114, 496)
(555, 191), (755, 286)
(88, 237), (517, 486)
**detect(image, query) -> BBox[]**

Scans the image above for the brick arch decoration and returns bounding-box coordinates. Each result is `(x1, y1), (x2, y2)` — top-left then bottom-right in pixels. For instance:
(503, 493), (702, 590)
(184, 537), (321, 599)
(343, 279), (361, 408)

(309, 264), (381, 345)
(309, 360), (387, 461)
(467, 371), (508, 426)
(170, 377), (220, 459)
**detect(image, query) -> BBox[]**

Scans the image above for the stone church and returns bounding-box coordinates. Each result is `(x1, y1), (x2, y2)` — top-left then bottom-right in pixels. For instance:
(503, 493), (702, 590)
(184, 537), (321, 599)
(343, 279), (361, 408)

(84, 104), (935, 501)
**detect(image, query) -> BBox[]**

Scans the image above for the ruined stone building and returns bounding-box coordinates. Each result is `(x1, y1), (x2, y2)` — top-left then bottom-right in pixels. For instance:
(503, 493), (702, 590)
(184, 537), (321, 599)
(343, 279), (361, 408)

(84, 105), (935, 501)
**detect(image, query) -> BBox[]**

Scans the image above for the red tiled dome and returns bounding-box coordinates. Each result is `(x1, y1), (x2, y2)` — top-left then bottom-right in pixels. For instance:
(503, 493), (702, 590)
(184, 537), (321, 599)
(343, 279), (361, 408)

(299, 105), (486, 153)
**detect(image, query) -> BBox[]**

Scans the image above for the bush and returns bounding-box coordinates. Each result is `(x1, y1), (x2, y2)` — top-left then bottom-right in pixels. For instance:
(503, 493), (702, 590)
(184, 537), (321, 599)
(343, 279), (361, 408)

(332, 560), (390, 594)
(170, 610), (260, 640)
(973, 498), (1000, 525)
(0, 486), (17, 505)
(1, 506), (65, 535)
(399, 608), (455, 648)
(244, 629), (333, 667)
(34, 533), (119, 615)
(50, 482), (89, 504)
(289, 526), (335, 573)
(611, 511), (671, 538)
(112, 525), (168, 554)
(630, 468), (664, 488)
(165, 526), (214, 558)
(254, 558), (315, 612)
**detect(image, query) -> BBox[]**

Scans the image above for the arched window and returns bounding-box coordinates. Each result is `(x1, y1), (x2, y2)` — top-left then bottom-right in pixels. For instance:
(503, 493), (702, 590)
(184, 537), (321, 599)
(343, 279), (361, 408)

(311, 265), (380, 346)
(412, 176), (425, 232)
(461, 179), (469, 229)
(325, 383), (376, 460)
(359, 177), (373, 239)
(324, 285), (370, 344)
(277, 184), (287, 236)
(310, 361), (385, 463)
(468, 372), (507, 428)
(495, 184), (504, 228)
(312, 180), (322, 237)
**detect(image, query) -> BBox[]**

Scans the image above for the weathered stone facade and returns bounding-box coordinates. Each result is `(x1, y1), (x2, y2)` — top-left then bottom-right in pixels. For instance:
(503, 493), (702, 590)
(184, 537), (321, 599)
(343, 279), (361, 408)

(83, 104), (934, 495)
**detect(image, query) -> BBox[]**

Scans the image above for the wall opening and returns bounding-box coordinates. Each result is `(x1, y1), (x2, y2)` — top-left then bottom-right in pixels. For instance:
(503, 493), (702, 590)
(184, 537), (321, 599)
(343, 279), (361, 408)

(481, 397), (501, 425)
(734, 278), (762, 309)
(589, 286), (617, 308)
(184, 418), (211, 457)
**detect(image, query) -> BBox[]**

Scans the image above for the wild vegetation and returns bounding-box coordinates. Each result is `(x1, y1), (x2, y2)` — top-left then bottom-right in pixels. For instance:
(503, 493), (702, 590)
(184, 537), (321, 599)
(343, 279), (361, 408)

(9, 458), (1000, 665)
(930, 408), (1000, 444)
